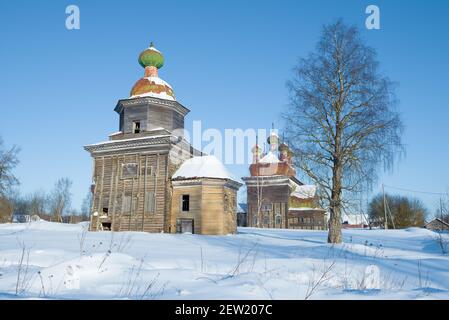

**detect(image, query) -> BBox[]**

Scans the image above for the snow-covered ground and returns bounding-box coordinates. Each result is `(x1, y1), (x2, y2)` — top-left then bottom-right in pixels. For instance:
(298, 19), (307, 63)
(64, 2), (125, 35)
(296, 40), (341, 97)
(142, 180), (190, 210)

(1, 221), (449, 300)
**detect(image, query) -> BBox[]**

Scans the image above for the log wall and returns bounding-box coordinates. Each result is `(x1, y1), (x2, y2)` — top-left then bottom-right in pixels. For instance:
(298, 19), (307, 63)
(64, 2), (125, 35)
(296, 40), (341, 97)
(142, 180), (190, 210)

(90, 153), (170, 233)
(171, 179), (238, 235)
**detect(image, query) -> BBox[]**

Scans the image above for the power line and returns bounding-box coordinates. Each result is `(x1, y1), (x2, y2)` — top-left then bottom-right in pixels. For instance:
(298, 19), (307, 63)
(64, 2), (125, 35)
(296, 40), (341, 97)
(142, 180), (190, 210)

(383, 184), (446, 196)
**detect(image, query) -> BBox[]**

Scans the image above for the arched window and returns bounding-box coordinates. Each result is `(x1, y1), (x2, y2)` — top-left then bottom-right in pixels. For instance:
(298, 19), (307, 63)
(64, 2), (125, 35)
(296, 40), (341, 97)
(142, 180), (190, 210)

(275, 215), (282, 227)
(252, 215), (258, 226)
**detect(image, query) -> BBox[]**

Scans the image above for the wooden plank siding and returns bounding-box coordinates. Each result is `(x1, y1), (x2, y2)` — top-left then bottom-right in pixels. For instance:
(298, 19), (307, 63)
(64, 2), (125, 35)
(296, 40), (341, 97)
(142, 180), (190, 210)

(246, 184), (291, 229)
(171, 184), (203, 234)
(244, 176), (327, 231)
(122, 105), (148, 133)
(88, 134), (198, 233)
(171, 179), (239, 235)
(287, 210), (327, 230)
(201, 185), (225, 235)
(86, 96), (206, 233)
(118, 100), (187, 134)
(90, 153), (170, 233)
(223, 186), (238, 234)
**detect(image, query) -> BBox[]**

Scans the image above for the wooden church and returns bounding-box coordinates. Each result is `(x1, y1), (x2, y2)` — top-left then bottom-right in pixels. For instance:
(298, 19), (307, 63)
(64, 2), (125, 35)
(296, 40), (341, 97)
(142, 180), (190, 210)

(84, 43), (241, 235)
(242, 130), (327, 230)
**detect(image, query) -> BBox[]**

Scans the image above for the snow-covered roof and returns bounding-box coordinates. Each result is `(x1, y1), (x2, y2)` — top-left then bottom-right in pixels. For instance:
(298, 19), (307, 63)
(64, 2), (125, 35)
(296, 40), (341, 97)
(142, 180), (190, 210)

(269, 130), (279, 138)
(237, 203), (246, 213)
(172, 156), (241, 183)
(130, 76), (175, 101)
(147, 46), (161, 54)
(259, 151), (280, 164)
(425, 218), (449, 228)
(291, 185), (317, 199)
(342, 213), (368, 225)
(289, 207), (324, 211)
(85, 134), (172, 147)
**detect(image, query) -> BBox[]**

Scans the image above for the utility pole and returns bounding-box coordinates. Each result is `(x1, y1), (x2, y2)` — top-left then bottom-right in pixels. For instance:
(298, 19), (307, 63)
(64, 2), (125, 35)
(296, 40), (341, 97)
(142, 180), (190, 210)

(382, 184), (388, 230)
(440, 197), (444, 220)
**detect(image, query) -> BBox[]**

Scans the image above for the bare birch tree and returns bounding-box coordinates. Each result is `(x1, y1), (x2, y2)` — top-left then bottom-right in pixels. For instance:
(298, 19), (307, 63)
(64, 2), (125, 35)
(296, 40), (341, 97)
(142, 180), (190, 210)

(81, 188), (93, 216)
(49, 178), (73, 223)
(0, 137), (20, 222)
(283, 21), (403, 243)
(0, 137), (20, 197)
(440, 190), (449, 223)
(255, 177), (265, 228)
(27, 190), (47, 217)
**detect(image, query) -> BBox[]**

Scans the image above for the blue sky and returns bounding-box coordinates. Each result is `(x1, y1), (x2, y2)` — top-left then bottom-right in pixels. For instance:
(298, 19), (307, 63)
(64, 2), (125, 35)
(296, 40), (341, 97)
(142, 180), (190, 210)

(1, 0), (448, 215)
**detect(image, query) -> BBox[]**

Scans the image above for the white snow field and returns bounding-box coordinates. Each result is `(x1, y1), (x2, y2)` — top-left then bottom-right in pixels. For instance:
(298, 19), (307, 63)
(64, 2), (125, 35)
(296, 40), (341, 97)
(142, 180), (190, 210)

(1, 221), (449, 300)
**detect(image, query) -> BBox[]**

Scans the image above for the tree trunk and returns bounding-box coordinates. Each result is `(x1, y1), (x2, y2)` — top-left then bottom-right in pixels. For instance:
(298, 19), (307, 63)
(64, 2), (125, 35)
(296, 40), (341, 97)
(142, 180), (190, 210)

(328, 123), (343, 244)
(328, 205), (342, 243)
(328, 164), (343, 243)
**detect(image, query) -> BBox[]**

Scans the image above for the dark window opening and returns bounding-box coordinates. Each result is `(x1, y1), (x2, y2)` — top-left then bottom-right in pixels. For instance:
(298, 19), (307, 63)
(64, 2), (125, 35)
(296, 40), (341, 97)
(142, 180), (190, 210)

(133, 121), (141, 134)
(101, 222), (111, 231)
(102, 207), (108, 214)
(182, 195), (190, 212)
(176, 219), (194, 234)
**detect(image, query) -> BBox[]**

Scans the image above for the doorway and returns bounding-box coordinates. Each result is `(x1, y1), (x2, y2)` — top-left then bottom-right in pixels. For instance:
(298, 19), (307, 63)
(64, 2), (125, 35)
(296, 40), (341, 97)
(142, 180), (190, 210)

(176, 219), (194, 234)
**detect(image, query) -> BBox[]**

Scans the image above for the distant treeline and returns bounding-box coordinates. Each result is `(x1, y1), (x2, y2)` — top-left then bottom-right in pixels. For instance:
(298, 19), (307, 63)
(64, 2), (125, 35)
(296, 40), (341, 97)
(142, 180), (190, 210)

(0, 135), (92, 223)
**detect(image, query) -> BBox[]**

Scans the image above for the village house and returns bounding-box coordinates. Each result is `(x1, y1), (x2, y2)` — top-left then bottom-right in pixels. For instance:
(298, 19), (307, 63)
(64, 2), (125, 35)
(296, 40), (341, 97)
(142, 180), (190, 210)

(424, 218), (449, 232)
(84, 42), (241, 235)
(342, 213), (369, 229)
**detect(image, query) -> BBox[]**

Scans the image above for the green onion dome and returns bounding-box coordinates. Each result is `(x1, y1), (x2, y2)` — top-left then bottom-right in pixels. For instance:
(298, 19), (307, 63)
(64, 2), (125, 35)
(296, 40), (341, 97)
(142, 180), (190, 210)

(130, 42), (176, 101)
(138, 42), (164, 69)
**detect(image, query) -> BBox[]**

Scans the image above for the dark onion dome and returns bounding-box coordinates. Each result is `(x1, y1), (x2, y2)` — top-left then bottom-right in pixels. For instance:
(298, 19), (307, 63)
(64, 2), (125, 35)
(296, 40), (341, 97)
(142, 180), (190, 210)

(251, 144), (262, 154)
(130, 42), (176, 101)
(138, 42), (164, 69)
(279, 142), (289, 152)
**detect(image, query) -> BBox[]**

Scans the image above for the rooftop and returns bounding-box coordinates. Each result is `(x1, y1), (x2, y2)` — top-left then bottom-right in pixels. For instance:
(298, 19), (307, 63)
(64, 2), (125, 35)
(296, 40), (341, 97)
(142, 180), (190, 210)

(172, 155), (241, 183)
